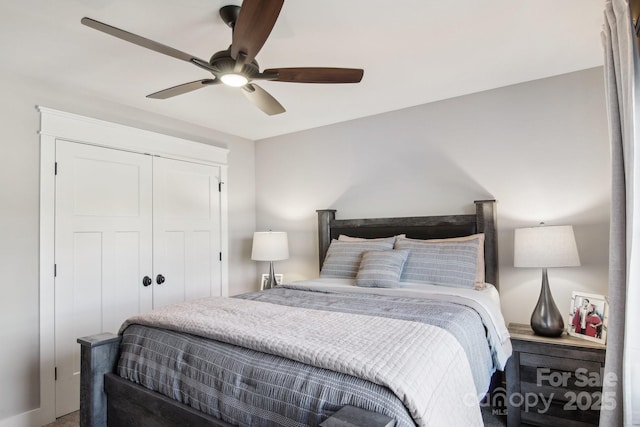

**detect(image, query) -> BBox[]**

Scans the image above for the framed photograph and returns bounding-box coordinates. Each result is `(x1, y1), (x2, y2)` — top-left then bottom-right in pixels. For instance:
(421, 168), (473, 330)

(260, 273), (283, 290)
(567, 291), (608, 344)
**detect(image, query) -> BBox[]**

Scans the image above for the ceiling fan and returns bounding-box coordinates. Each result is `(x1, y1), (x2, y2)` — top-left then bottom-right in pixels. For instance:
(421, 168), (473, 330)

(81, 0), (364, 115)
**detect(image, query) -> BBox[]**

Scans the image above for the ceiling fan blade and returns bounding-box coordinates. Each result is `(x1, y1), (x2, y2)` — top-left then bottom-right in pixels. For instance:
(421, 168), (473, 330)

(81, 17), (216, 73)
(231, 0), (284, 65)
(147, 79), (219, 99)
(263, 67), (364, 83)
(241, 83), (285, 115)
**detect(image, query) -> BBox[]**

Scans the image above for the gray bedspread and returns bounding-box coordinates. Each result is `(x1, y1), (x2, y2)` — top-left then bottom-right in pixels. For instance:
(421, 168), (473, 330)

(120, 324), (415, 426)
(238, 286), (494, 393)
(118, 287), (493, 426)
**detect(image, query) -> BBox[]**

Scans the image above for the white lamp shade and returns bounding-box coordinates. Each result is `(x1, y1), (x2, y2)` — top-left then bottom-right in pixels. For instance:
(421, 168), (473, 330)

(251, 231), (289, 261)
(514, 225), (580, 268)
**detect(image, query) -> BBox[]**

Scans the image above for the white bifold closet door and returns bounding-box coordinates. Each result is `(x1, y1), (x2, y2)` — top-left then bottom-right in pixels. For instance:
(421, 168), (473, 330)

(54, 140), (221, 417)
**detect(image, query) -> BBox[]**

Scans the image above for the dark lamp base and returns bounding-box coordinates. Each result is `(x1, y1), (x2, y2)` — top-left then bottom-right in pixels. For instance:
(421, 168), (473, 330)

(530, 268), (565, 338)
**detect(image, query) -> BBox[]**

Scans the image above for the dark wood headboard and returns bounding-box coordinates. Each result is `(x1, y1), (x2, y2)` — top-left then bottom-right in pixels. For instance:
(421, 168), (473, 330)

(316, 200), (499, 290)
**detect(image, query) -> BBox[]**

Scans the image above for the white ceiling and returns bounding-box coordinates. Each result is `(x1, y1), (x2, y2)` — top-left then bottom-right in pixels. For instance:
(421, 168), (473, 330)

(1, 0), (605, 140)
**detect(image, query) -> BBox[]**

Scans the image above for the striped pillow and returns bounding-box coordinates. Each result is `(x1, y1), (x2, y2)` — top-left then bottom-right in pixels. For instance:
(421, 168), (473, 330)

(320, 238), (395, 279)
(414, 234), (486, 288)
(356, 249), (410, 288)
(395, 237), (479, 289)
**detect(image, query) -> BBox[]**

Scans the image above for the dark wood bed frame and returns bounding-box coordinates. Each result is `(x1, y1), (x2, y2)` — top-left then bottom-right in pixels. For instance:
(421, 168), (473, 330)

(78, 199), (499, 427)
(317, 200), (498, 289)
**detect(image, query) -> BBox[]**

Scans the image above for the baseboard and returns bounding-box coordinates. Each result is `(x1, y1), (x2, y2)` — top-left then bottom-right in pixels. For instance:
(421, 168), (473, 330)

(0, 408), (41, 427)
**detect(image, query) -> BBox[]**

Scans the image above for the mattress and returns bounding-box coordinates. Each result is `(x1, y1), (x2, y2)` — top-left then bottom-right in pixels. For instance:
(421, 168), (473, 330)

(117, 280), (510, 426)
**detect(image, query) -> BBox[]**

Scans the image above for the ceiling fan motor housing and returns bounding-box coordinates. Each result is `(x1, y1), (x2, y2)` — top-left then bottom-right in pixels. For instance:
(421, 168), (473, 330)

(210, 48), (259, 79)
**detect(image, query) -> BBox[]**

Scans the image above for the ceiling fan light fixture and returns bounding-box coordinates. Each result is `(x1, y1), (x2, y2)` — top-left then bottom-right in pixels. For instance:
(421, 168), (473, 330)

(220, 73), (248, 87)
(81, 0), (363, 115)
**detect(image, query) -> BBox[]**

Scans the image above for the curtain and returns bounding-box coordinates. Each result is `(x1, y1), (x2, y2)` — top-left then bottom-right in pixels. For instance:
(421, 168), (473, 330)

(601, 0), (640, 425)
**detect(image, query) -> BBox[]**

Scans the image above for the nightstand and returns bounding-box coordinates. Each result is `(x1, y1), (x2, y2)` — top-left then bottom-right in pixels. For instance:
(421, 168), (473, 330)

(505, 323), (606, 427)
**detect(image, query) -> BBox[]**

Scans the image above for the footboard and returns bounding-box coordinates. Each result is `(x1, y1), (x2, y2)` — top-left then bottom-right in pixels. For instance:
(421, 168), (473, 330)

(104, 374), (234, 427)
(78, 333), (237, 427)
(78, 334), (395, 427)
(77, 334), (121, 427)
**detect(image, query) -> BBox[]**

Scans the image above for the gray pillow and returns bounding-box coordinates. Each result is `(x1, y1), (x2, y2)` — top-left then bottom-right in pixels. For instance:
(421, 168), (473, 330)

(355, 249), (410, 288)
(399, 234), (486, 289)
(395, 237), (479, 289)
(320, 238), (395, 279)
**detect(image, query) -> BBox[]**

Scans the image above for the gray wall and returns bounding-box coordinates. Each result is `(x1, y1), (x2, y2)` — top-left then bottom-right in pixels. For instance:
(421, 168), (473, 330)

(0, 71), (257, 422)
(255, 67), (610, 326)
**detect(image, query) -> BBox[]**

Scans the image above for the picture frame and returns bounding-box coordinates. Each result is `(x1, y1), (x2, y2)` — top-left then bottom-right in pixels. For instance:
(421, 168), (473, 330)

(567, 291), (608, 344)
(260, 273), (283, 290)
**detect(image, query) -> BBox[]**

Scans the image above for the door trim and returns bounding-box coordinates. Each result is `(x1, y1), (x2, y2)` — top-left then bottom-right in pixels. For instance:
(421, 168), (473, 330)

(38, 106), (229, 425)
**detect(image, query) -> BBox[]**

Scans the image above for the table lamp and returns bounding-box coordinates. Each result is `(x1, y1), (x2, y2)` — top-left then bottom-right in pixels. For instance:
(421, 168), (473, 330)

(251, 231), (289, 289)
(514, 224), (580, 337)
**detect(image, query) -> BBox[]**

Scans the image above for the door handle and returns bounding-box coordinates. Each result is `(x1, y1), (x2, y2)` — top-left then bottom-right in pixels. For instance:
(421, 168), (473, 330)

(142, 276), (152, 287)
(156, 274), (165, 285)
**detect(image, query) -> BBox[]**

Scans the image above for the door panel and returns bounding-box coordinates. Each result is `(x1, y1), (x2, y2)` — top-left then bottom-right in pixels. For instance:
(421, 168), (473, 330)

(113, 231), (148, 330)
(71, 158), (142, 217)
(152, 157), (221, 309)
(153, 230), (186, 307)
(54, 141), (153, 417)
(71, 232), (103, 373)
(187, 231), (213, 301)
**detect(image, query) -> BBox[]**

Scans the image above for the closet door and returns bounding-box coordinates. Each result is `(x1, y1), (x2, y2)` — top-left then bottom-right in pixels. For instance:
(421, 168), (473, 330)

(53, 143), (223, 417)
(54, 141), (153, 417)
(152, 157), (222, 308)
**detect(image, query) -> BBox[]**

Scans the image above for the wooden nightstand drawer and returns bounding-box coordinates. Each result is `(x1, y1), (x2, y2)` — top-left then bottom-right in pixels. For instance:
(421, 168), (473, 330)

(521, 407), (600, 427)
(506, 323), (606, 427)
(519, 353), (602, 374)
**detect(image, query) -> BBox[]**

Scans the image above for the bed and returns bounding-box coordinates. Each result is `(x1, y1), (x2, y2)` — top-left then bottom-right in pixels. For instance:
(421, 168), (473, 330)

(78, 199), (511, 427)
